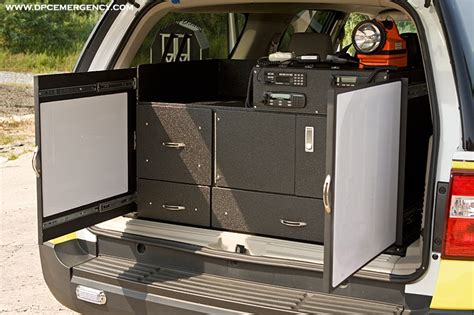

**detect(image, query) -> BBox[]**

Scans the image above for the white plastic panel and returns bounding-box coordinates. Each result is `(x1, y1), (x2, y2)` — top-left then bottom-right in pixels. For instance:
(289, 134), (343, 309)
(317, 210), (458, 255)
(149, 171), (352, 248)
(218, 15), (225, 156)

(40, 93), (128, 217)
(332, 81), (401, 288)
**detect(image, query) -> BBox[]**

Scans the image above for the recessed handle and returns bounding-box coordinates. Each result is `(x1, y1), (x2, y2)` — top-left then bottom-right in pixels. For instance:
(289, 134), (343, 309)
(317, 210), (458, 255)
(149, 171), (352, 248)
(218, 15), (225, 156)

(162, 204), (186, 211)
(323, 175), (331, 214)
(279, 219), (307, 227)
(305, 126), (314, 152)
(162, 142), (186, 149)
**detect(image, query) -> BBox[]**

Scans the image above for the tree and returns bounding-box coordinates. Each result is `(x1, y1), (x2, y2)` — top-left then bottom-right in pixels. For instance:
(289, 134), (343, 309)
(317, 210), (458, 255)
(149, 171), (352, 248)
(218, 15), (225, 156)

(0, 0), (102, 55)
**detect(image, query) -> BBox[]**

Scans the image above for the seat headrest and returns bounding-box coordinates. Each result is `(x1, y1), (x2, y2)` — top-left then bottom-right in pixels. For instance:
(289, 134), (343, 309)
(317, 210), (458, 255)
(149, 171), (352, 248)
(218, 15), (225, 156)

(288, 33), (333, 60)
(401, 33), (422, 68)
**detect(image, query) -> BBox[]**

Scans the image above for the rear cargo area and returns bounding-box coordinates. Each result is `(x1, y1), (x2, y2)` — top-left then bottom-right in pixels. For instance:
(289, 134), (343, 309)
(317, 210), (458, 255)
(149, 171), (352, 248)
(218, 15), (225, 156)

(134, 60), (430, 245)
(96, 55), (432, 278)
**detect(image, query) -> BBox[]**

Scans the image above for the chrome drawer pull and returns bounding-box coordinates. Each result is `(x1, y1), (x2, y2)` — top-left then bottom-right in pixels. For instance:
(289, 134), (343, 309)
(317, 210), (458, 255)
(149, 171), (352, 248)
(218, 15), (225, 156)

(162, 142), (186, 149)
(162, 204), (186, 211)
(280, 219), (307, 227)
(323, 175), (331, 214)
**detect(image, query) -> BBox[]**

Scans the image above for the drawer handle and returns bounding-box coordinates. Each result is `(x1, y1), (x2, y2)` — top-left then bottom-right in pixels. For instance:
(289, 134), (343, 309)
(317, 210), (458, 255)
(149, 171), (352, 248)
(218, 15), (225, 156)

(279, 219), (307, 227)
(162, 204), (186, 211)
(162, 142), (186, 149)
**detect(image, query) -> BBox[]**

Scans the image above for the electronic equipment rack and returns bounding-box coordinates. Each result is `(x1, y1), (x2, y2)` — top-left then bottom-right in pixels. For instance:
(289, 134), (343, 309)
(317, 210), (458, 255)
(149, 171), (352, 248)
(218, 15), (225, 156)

(135, 59), (431, 252)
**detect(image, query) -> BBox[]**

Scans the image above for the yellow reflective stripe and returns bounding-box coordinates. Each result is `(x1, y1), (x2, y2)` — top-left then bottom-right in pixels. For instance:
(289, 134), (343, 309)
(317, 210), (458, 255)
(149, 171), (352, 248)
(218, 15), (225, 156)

(452, 161), (474, 170)
(48, 232), (77, 245)
(431, 259), (474, 310)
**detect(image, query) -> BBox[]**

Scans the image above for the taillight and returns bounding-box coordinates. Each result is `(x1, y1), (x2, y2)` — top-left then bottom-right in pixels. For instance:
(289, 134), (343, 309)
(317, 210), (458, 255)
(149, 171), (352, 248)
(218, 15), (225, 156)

(442, 170), (474, 259)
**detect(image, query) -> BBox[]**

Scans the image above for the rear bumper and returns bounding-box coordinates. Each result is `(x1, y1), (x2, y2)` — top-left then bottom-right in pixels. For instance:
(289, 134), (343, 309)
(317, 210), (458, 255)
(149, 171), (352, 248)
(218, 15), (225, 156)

(40, 242), (246, 315)
(40, 241), (406, 315)
(40, 237), (473, 315)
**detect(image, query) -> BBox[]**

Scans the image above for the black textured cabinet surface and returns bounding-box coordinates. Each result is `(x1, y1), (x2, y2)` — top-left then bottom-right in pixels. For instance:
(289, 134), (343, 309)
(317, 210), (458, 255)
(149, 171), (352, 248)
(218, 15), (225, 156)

(295, 115), (326, 198)
(212, 187), (324, 243)
(215, 110), (296, 195)
(137, 179), (210, 227)
(137, 104), (212, 185)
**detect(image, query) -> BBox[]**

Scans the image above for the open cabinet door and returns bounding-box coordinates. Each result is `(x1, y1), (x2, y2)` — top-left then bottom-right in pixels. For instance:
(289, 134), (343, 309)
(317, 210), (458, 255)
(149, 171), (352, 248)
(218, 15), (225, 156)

(323, 80), (407, 291)
(35, 69), (137, 243)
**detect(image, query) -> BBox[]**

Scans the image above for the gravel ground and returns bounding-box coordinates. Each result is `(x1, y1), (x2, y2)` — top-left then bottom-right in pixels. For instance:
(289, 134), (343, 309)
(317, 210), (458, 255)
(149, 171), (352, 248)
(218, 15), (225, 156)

(0, 153), (77, 314)
(0, 81), (76, 314)
(0, 84), (34, 116)
(0, 84), (35, 162)
(0, 71), (34, 86)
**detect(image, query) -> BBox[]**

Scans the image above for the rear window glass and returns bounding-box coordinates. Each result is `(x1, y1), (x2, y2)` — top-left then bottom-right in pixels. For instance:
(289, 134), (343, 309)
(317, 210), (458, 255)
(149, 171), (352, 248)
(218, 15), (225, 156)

(131, 13), (246, 67)
(448, 0), (474, 91)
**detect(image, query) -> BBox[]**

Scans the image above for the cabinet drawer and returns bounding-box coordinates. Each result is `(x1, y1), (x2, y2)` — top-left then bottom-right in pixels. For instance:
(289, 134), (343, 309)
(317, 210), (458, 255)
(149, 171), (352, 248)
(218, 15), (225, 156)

(137, 179), (210, 227)
(137, 104), (212, 185)
(212, 188), (324, 243)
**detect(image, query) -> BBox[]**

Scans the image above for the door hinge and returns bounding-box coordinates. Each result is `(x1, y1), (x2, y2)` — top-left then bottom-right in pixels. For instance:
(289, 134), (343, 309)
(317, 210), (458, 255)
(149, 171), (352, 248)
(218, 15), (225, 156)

(39, 84), (97, 98)
(39, 79), (136, 98)
(99, 195), (135, 213)
(43, 194), (136, 229)
(97, 79), (135, 93)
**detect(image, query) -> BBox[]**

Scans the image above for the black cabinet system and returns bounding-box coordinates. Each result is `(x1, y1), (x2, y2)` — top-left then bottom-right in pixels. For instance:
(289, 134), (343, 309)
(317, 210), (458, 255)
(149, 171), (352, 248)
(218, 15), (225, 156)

(136, 103), (325, 243)
(135, 60), (429, 249)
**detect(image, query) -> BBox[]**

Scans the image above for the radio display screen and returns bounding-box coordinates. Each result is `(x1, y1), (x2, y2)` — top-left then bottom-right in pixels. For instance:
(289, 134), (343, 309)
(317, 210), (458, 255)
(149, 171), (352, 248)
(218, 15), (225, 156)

(340, 76), (357, 84)
(276, 76), (291, 83)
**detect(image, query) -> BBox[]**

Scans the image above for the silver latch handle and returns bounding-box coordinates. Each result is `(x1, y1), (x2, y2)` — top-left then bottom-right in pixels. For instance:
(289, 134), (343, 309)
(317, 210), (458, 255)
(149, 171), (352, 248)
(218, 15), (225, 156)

(162, 204), (186, 211)
(32, 146), (40, 178)
(323, 175), (331, 214)
(280, 219), (307, 227)
(305, 126), (314, 152)
(162, 142), (186, 149)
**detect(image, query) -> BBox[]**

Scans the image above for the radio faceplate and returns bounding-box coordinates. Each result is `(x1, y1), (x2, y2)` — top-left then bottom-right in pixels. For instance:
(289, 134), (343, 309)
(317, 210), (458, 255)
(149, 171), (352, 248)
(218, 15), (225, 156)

(264, 71), (307, 86)
(263, 92), (306, 108)
(252, 66), (415, 114)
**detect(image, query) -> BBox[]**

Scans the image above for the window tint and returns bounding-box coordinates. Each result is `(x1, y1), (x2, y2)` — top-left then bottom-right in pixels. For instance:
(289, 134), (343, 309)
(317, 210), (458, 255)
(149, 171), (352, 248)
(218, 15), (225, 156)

(279, 10), (334, 51)
(448, 0), (473, 91)
(131, 13), (246, 67)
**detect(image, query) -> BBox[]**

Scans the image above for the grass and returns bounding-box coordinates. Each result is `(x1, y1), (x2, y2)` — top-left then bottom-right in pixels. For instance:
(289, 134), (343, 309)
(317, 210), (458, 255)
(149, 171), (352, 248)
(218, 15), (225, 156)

(0, 119), (24, 130)
(0, 118), (34, 160)
(0, 134), (16, 145)
(0, 48), (79, 73)
(7, 152), (19, 160)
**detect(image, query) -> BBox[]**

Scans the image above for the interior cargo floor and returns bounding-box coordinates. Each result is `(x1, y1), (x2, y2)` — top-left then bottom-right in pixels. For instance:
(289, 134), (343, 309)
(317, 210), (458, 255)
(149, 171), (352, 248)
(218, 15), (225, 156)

(73, 255), (403, 314)
(95, 217), (422, 275)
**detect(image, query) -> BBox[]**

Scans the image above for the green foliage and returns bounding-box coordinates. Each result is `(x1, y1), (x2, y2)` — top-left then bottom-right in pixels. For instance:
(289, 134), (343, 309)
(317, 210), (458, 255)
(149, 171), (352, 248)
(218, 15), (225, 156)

(396, 21), (417, 33)
(0, 0), (103, 72)
(0, 48), (78, 72)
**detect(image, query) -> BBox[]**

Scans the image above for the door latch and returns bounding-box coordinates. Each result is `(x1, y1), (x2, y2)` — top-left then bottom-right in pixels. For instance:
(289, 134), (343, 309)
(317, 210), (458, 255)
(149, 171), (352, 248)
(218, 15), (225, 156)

(305, 126), (314, 152)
